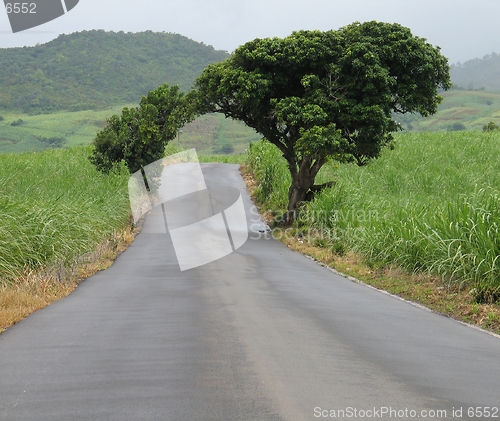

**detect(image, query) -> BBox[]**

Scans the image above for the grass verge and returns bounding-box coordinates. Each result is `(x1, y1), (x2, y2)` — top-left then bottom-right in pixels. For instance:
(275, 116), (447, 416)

(0, 226), (136, 333)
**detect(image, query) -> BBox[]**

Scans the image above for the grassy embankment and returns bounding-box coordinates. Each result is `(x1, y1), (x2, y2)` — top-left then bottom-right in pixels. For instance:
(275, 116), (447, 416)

(244, 131), (500, 333)
(0, 147), (133, 332)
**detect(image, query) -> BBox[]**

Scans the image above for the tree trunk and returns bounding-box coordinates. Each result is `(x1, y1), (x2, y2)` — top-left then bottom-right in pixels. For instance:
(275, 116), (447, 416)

(285, 156), (323, 222)
(288, 177), (311, 213)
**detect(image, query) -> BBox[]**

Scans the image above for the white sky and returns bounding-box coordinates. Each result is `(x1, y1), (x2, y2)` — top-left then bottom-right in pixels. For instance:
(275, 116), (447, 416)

(0, 0), (498, 64)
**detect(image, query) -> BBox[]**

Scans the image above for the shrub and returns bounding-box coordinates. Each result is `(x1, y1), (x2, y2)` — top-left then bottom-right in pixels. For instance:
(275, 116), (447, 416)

(483, 121), (499, 132)
(10, 119), (24, 127)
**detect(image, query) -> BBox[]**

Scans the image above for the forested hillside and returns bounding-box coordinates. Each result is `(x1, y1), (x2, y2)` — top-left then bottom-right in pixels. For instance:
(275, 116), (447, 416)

(0, 30), (229, 113)
(450, 52), (500, 91)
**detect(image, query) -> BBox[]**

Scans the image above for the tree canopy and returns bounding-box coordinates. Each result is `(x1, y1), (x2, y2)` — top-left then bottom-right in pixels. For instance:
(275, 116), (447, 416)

(195, 21), (451, 216)
(89, 84), (194, 177)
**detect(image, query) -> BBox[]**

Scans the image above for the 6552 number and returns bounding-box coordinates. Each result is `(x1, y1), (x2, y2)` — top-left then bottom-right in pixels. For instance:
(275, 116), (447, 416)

(5, 3), (37, 14)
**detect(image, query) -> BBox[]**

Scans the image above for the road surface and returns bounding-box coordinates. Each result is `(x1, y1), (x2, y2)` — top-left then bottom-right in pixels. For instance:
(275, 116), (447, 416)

(1, 163), (499, 420)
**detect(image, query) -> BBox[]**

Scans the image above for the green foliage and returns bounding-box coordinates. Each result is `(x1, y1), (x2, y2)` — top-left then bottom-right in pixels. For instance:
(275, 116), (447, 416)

(0, 30), (229, 113)
(0, 106), (135, 153)
(0, 108), (262, 154)
(483, 121), (499, 132)
(0, 147), (130, 283)
(196, 21), (451, 213)
(197, 154), (246, 164)
(89, 84), (195, 175)
(163, 142), (184, 157)
(10, 119), (24, 126)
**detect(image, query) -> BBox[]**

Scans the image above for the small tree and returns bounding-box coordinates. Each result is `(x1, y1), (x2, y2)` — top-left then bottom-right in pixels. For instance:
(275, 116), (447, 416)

(483, 121), (499, 132)
(448, 122), (466, 131)
(195, 21), (451, 217)
(89, 84), (195, 187)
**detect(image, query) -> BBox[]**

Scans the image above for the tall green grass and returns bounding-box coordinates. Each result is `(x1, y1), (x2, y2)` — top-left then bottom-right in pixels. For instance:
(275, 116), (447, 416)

(0, 147), (131, 283)
(246, 132), (500, 301)
(245, 140), (290, 211)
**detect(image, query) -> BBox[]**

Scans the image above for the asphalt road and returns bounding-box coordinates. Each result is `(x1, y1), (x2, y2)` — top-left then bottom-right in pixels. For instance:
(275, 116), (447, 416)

(1, 163), (499, 421)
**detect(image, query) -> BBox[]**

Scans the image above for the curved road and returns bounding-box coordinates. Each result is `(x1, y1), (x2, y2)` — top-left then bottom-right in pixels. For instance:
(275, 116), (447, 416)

(1, 164), (499, 420)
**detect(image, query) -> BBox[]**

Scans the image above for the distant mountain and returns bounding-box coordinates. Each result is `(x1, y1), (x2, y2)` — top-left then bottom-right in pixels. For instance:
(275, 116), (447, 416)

(0, 30), (229, 113)
(450, 52), (500, 91)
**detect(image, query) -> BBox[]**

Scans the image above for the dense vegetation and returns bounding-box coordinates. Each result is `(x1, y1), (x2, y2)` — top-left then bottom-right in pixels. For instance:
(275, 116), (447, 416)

(0, 30), (229, 113)
(451, 52), (500, 91)
(246, 131), (500, 303)
(0, 147), (131, 283)
(1, 30), (499, 156)
(1, 130), (498, 316)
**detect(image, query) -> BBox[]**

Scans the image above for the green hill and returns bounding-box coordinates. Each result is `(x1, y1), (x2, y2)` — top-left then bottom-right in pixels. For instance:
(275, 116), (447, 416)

(0, 30), (229, 113)
(450, 52), (500, 91)
(395, 89), (500, 132)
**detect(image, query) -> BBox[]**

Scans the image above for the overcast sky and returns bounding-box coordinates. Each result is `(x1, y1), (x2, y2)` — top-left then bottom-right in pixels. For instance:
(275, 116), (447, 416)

(0, 0), (498, 64)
